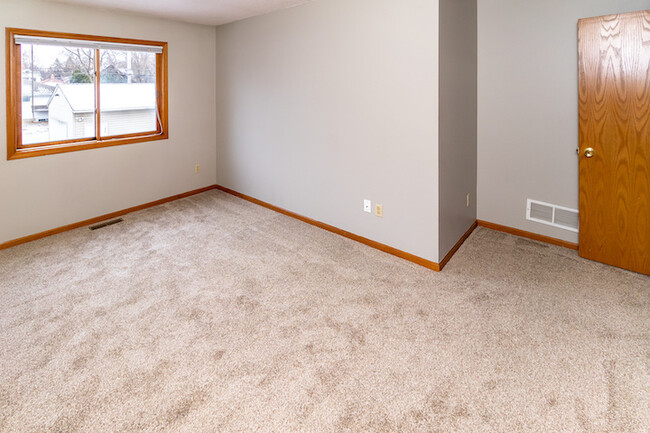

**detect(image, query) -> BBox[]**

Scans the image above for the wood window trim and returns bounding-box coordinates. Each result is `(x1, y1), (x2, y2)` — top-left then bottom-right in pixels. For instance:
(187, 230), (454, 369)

(5, 28), (168, 160)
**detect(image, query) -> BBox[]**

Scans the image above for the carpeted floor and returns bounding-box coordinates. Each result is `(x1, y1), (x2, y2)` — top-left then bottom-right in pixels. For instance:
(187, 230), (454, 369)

(0, 190), (648, 433)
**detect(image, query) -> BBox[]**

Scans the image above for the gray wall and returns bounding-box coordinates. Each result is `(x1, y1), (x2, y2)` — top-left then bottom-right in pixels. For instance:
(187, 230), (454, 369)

(0, 0), (217, 244)
(477, 0), (650, 243)
(215, 0), (441, 261)
(439, 0), (477, 259)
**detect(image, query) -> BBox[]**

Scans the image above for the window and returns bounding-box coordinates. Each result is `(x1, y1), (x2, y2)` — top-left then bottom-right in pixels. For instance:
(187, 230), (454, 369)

(6, 29), (168, 159)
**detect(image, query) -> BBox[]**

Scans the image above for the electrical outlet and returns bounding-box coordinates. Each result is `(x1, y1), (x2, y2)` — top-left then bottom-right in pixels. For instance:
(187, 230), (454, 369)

(466, 193), (470, 208)
(375, 204), (383, 217)
(364, 199), (372, 213)
(195, 164), (200, 174)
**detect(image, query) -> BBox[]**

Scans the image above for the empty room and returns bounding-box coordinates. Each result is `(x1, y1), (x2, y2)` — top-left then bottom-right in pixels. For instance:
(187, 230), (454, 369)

(0, 0), (648, 431)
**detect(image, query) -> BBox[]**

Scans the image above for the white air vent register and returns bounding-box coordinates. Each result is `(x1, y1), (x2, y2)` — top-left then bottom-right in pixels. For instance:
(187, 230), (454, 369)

(526, 199), (579, 233)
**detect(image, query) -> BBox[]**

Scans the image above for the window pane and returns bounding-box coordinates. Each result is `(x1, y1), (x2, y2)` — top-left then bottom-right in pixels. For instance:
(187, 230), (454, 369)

(21, 44), (96, 145)
(99, 50), (157, 137)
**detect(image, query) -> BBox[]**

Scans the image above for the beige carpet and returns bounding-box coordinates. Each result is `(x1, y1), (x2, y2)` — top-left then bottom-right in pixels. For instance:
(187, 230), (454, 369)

(0, 190), (648, 433)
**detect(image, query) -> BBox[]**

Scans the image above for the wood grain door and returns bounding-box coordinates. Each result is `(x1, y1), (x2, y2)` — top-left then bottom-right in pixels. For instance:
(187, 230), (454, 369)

(578, 10), (650, 275)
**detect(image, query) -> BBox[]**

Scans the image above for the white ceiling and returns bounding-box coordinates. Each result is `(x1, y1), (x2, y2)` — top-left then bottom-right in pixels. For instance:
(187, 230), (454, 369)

(47, 0), (314, 26)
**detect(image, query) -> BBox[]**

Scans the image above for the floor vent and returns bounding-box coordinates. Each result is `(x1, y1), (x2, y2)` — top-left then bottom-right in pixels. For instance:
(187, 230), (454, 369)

(526, 199), (578, 232)
(89, 218), (123, 230)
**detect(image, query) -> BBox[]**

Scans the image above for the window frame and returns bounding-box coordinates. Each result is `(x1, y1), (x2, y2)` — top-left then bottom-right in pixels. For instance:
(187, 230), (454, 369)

(5, 28), (168, 160)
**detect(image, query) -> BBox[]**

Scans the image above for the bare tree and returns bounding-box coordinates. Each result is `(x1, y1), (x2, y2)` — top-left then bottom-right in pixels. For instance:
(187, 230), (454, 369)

(63, 47), (95, 80)
(130, 52), (156, 83)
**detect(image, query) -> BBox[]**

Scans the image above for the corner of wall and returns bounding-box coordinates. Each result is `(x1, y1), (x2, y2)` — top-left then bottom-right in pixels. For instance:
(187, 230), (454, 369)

(438, 0), (478, 259)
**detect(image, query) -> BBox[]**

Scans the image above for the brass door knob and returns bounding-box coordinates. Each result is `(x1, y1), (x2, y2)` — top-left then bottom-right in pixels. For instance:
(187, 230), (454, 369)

(584, 148), (595, 158)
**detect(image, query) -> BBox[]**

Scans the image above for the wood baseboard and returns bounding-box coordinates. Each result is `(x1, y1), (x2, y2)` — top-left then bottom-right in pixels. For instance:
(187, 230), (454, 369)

(476, 220), (579, 250)
(439, 221), (478, 270)
(2, 183), (478, 273)
(216, 185), (478, 272)
(0, 185), (218, 251)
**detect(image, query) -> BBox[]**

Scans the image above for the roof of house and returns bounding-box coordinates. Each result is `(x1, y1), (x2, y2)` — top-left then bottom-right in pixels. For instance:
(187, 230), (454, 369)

(47, 83), (156, 113)
(40, 76), (66, 86)
(31, 95), (52, 109)
(23, 82), (56, 97)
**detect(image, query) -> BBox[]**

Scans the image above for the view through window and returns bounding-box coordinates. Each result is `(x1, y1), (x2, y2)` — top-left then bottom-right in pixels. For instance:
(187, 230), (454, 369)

(6, 29), (167, 159)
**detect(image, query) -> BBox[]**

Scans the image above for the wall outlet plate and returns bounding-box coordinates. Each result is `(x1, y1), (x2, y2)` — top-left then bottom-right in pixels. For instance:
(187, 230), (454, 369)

(364, 199), (372, 213)
(375, 204), (383, 217)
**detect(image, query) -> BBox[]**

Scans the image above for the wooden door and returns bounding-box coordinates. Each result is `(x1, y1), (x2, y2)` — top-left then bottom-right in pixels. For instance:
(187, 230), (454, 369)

(578, 10), (650, 275)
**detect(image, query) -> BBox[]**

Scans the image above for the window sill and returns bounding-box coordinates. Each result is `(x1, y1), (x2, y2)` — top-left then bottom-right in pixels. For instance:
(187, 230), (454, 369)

(7, 133), (169, 160)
